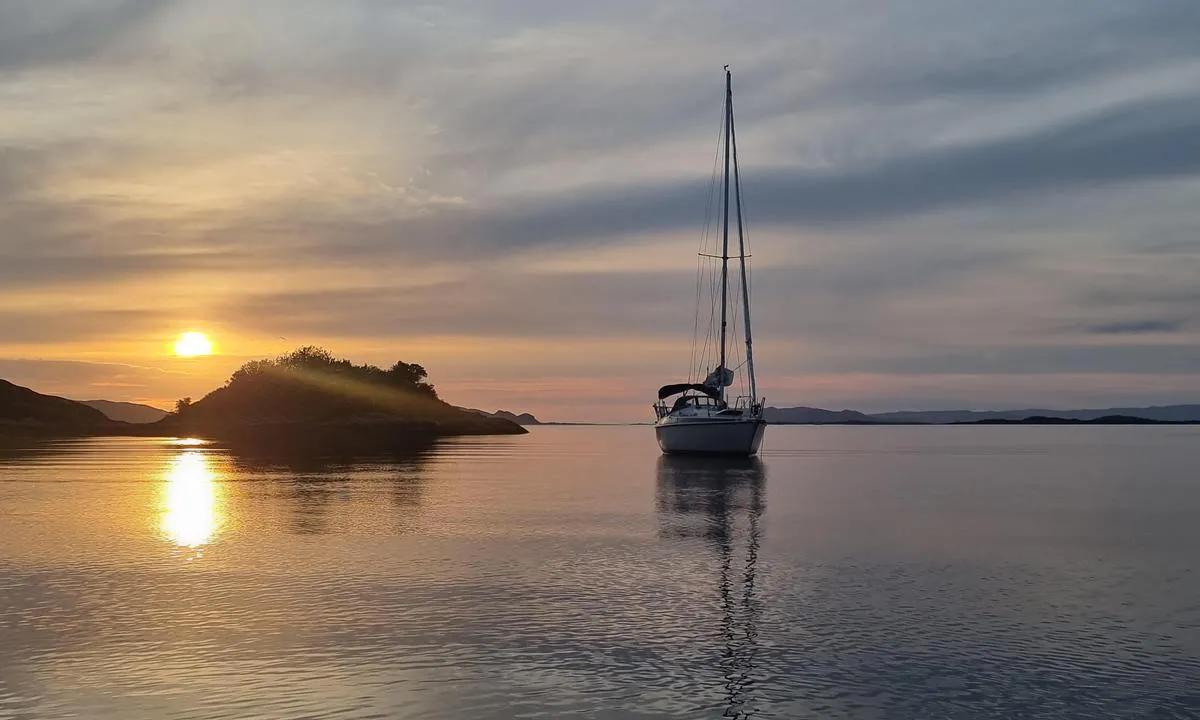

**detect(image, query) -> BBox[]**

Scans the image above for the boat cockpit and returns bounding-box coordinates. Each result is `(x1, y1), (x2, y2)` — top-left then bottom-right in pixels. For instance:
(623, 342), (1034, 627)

(671, 393), (725, 412)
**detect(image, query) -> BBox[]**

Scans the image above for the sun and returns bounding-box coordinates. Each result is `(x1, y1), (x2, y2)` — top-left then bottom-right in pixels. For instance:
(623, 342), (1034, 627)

(174, 331), (214, 357)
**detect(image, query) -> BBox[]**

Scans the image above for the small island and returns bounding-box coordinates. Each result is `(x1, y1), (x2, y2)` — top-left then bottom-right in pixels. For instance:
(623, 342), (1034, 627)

(463, 408), (543, 425)
(2, 347), (525, 452)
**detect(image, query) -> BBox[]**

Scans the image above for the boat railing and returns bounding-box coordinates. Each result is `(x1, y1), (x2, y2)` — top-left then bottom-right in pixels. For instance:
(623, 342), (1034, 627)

(733, 395), (766, 416)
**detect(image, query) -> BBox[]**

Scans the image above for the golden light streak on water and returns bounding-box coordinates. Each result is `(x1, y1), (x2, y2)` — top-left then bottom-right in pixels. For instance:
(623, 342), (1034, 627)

(160, 451), (222, 548)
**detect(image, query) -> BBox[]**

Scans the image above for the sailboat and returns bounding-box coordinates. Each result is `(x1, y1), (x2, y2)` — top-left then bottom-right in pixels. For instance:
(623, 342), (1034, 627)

(653, 67), (766, 456)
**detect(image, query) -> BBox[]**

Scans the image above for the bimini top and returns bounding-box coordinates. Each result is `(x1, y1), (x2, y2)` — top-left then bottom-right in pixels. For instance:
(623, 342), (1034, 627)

(657, 383), (722, 401)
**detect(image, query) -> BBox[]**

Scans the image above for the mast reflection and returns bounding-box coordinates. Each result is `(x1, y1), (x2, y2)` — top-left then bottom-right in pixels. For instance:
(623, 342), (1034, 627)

(161, 451), (222, 548)
(656, 455), (765, 719)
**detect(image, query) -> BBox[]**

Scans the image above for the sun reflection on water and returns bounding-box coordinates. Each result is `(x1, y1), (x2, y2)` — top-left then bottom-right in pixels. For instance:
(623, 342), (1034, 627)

(161, 451), (222, 548)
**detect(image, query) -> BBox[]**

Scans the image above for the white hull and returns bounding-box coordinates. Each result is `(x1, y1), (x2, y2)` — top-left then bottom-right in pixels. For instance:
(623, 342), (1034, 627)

(655, 417), (766, 456)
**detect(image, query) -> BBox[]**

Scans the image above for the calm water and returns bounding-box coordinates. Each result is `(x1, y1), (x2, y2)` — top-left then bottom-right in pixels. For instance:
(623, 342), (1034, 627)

(1, 426), (1198, 719)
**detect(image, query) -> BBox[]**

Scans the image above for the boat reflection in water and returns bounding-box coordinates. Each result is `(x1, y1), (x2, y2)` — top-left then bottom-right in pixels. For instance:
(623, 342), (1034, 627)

(656, 455), (765, 719)
(161, 450), (222, 549)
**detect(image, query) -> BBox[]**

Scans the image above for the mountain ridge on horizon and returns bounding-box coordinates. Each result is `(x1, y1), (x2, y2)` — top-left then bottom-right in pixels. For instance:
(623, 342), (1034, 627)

(767, 403), (1200, 424)
(79, 399), (169, 424)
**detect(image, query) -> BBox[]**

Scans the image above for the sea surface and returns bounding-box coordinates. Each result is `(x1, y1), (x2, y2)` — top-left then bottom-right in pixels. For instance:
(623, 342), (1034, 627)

(1, 426), (1198, 719)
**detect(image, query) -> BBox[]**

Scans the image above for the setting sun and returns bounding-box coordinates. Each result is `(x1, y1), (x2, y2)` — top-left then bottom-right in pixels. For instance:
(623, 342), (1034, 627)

(174, 331), (214, 357)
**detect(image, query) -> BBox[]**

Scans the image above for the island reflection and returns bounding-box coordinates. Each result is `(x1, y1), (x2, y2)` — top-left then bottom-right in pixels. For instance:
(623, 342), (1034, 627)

(226, 441), (435, 536)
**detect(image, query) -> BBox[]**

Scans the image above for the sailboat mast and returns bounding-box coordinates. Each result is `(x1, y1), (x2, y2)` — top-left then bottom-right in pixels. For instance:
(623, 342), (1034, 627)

(719, 67), (732, 403)
(729, 74), (757, 403)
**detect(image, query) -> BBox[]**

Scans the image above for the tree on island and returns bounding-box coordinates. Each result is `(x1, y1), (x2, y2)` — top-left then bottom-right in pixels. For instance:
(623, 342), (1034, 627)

(226, 346), (437, 398)
(171, 346), (455, 425)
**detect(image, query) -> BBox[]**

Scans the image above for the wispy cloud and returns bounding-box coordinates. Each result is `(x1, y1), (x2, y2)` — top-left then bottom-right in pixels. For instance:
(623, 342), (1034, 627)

(1087, 320), (1186, 335)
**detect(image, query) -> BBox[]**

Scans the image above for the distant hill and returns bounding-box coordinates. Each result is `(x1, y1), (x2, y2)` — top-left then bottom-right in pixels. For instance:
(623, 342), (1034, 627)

(964, 414), (1173, 425)
(869, 404), (1200, 424)
(766, 403), (1200, 424)
(462, 408), (542, 425)
(80, 399), (168, 424)
(765, 406), (874, 424)
(1, 379), (113, 439)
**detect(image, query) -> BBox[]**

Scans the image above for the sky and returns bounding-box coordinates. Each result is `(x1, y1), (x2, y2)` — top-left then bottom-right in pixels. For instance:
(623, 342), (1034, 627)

(2, 0), (1199, 421)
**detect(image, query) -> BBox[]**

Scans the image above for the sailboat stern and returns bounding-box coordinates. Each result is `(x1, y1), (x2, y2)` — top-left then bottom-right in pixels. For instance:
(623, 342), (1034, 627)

(655, 416), (766, 456)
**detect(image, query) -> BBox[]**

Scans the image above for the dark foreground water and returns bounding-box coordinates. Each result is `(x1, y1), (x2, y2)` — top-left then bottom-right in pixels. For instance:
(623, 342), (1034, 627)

(1, 426), (1198, 719)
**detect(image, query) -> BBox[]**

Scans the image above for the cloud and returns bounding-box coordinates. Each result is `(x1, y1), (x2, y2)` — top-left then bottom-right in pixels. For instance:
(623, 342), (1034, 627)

(1087, 320), (1186, 335)
(832, 1), (1200, 102)
(0, 1), (168, 71)
(219, 273), (690, 341)
(0, 309), (170, 343)
(0, 237), (237, 290)
(521, 91), (1200, 232)
(272, 89), (1200, 271)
